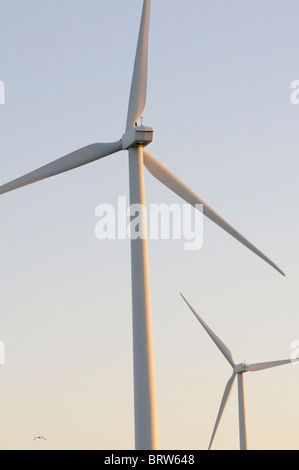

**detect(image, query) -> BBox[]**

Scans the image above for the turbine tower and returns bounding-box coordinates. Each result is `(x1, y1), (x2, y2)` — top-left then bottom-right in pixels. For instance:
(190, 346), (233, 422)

(0, 1), (285, 450)
(181, 294), (298, 450)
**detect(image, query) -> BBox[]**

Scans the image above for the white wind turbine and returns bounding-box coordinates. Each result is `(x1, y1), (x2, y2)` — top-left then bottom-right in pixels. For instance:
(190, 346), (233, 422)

(181, 294), (298, 450)
(0, 0), (285, 450)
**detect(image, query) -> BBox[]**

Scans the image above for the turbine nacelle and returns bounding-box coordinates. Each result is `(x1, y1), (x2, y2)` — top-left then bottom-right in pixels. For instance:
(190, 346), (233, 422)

(234, 363), (249, 374)
(122, 126), (154, 150)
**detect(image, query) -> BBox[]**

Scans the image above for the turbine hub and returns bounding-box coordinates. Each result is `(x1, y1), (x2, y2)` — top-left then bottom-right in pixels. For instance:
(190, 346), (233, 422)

(122, 126), (154, 150)
(234, 363), (250, 373)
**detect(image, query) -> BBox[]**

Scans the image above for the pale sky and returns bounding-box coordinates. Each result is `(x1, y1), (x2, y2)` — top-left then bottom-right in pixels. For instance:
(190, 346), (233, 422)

(0, 0), (299, 450)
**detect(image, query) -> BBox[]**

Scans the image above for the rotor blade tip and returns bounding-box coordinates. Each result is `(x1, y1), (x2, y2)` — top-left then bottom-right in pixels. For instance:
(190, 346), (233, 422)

(180, 293), (189, 304)
(276, 267), (286, 277)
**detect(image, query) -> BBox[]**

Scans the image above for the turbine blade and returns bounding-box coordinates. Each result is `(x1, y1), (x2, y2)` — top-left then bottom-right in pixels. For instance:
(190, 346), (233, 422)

(209, 373), (236, 450)
(143, 150), (285, 276)
(180, 294), (235, 367)
(248, 358), (298, 372)
(126, 0), (151, 131)
(0, 141), (122, 195)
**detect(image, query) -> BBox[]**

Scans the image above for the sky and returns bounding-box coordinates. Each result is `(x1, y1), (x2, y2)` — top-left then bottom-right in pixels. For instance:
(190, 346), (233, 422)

(0, 0), (299, 450)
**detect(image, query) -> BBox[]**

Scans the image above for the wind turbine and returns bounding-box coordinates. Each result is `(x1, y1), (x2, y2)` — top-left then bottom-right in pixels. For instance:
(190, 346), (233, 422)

(181, 294), (298, 450)
(0, 0), (285, 450)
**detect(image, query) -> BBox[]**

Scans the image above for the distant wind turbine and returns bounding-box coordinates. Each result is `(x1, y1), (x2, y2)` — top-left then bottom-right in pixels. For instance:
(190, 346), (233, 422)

(0, 0), (285, 450)
(181, 294), (298, 450)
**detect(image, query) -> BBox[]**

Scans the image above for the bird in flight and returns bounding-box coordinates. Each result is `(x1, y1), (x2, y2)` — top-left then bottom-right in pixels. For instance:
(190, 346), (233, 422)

(34, 436), (47, 441)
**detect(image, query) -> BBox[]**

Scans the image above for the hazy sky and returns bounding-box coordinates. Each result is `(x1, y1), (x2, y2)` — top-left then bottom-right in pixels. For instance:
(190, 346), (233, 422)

(0, 0), (299, 450)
